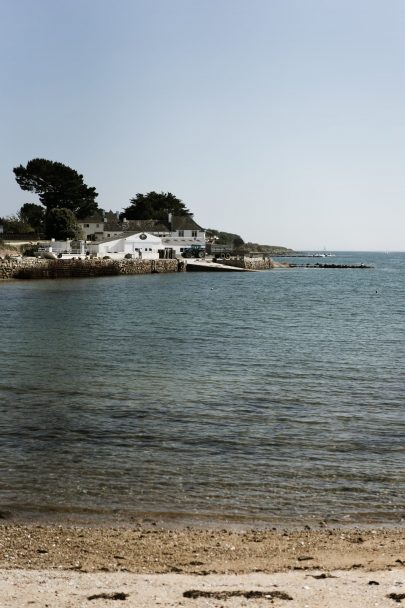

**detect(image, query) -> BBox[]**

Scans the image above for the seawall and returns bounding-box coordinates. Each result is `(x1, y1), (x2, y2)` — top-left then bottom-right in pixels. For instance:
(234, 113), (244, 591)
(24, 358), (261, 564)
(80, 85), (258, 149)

(0, 258), (184, 280)
(218, 258), (276, 270)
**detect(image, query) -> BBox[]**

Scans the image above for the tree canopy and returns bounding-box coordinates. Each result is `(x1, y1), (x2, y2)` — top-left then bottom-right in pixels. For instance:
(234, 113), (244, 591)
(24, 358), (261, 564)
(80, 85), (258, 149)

(44, 208), (83, 240)
(122, 191), (191, 220)
(19, 203), (46, 233)
(0, 214), (34, 235)
(13, 159), (99, 219)
(206, 228), (244, 248)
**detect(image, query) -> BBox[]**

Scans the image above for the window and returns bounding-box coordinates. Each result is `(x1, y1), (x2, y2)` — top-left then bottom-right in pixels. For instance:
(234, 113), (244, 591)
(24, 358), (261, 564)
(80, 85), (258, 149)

(178, 230), (184, 237)
(192, 230), (197, 237)
(180, 248), (184, 252)
(84, 224), (89, 228)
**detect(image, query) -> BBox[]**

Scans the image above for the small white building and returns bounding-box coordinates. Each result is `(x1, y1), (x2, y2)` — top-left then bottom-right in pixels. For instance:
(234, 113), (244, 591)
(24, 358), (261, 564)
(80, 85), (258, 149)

(77, 214), (105, 241)
(122, 215), (206, 255)
(38, 239), (88, 259)
(87, 232), (163, 260)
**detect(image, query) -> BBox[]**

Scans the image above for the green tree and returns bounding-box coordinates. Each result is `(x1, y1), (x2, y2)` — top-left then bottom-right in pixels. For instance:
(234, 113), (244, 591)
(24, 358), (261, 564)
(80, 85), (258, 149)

(18, 203), (45, 233)
(13, 158), (98, 218)
(44, 208), (83, 240)
(0, 214), (34, 234)
(206, 229), (245, 248)
(122, 191), (190, 220)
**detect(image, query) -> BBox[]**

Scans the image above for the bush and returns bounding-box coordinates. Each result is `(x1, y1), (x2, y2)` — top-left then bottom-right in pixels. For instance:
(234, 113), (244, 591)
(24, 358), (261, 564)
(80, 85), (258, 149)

(21, 243), (40, 257)
(124, 253), (132, 259)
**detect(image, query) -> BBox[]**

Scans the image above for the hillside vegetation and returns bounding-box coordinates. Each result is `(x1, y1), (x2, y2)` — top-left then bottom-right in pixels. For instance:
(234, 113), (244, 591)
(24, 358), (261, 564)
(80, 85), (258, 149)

(206, 229), (294, 254)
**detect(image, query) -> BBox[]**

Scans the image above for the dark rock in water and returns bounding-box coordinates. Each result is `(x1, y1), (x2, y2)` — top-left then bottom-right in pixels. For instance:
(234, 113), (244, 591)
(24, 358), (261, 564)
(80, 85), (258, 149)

(290, 263), (373, 269)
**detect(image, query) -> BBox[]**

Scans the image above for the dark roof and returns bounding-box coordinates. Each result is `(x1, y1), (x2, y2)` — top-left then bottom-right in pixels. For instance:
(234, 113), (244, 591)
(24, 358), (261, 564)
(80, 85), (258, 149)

(78, 214), (104, 223)
(90, 214), (204, 233)
(103, 221), (123, 231)
(171, 215), (203, 231)
(104, 210), (120, 221)
(125, 219), (171, 232)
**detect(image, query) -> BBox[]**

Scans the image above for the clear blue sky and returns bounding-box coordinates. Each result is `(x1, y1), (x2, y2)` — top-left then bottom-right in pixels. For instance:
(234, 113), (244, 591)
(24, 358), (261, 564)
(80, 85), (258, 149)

(1, 0), (404, 250)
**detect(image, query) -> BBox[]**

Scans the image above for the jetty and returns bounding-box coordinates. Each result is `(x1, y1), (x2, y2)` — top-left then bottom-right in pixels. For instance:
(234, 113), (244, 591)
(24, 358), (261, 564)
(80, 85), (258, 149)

(186, 259), (252, 272)
(290, 263), (373, 269)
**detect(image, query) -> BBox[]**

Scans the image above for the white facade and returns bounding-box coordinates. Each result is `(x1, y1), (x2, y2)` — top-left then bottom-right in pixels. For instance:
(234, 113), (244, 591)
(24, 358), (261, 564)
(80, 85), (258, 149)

(78, 218), (105, 240)
(161, 235), (205, 255)
(38, 239), (88, 259)
(87, 232), (162, 260)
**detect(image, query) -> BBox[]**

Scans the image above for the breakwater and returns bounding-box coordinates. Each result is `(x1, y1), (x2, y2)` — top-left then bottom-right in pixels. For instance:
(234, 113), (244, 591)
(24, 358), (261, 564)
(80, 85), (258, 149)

(289, 263), (372, 269)
(0, 258), (183, 280)
(218, 258), (276, 270)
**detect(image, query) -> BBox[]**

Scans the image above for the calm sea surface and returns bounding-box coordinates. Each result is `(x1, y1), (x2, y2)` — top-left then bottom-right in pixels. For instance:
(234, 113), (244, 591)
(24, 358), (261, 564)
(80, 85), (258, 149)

(0, 252), (404, 526)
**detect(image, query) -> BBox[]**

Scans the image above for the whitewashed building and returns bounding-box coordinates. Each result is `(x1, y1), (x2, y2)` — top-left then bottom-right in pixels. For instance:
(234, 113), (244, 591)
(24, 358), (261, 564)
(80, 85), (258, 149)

(80, 213), (206, 256)
(87, 232), (162, 260)
(77, 214), (105, 241)
(38, 239), (87, 259)
(121, 215), (206, 255)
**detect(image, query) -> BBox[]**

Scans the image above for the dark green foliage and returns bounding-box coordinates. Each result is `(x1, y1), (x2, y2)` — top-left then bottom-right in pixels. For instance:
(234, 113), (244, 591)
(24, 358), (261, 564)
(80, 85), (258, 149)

(21, 243), (40, 257)
(0, 214), (34, 234)
(206, 228), (245, 248)
(44, 208), (83, 240)
(13, 158), (99, 218)
(237, 242), (294, 254)
(19, 203), (45, 233)
(122, 191), (190, 220)
(206, 229), (294, 254)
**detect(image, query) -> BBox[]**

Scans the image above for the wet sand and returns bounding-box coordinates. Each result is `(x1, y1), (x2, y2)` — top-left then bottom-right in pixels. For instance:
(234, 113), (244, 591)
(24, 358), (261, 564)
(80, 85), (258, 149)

(0, 524), (404, 606)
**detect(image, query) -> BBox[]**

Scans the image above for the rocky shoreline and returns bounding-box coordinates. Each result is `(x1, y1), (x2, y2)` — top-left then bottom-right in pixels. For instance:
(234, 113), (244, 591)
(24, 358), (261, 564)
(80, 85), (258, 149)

(0, 257), (183, 280)
(0, 523), (403, 574)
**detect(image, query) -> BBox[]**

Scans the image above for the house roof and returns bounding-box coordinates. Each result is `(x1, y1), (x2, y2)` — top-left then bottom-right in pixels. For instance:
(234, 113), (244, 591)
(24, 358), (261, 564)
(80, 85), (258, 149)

(103, 221), (123, 231)
(104, 210), (120, 221)
(82, 214), (205, 233)
(125, 219), (170, 232)
(123, 215), (204, 232)
(171, 215), (203, 231)
(78, 214), (104, 223)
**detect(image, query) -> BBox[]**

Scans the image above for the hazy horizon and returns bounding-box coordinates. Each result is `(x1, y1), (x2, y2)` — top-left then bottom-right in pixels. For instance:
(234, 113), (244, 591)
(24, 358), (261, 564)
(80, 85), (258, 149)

(1, 0), (404, 251)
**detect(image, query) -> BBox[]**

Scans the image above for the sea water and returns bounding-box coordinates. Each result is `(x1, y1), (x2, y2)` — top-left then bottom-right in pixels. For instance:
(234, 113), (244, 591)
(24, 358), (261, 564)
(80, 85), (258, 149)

(0, 252), (404, 525)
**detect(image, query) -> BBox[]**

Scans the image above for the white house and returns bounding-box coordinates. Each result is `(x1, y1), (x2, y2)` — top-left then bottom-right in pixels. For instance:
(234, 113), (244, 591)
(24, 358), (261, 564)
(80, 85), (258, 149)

(38, 239), (88, 259)
(121, 215), (206, 255)
(87, 232), (163, 260)
(80, 213), (206, 256)
(77, 214), (105, 241)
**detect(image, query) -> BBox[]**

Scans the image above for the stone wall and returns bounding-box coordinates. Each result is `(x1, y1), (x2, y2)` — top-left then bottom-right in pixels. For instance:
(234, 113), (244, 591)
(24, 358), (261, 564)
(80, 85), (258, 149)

(0, 258), (183, 280)
(218, 257), (275, 270)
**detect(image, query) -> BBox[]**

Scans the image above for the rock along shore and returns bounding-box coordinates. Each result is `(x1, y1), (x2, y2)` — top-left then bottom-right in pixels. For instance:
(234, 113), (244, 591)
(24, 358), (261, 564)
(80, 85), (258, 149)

(0, 258), (184, 280)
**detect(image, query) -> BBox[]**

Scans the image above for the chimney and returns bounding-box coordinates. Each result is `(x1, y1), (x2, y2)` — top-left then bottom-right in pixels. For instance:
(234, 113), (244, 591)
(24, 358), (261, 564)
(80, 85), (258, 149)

(168, 212), (173, 231)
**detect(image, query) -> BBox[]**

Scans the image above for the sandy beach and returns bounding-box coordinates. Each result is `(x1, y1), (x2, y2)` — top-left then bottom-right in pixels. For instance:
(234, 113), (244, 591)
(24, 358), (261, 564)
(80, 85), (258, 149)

(0, 524), (404, 606)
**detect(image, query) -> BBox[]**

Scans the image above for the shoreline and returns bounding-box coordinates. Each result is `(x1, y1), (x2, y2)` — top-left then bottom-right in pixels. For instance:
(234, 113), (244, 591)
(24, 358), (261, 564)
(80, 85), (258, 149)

(1, 523), (404, 607)
(1, 522), (403, 574)
(2, 504), (404, 531)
